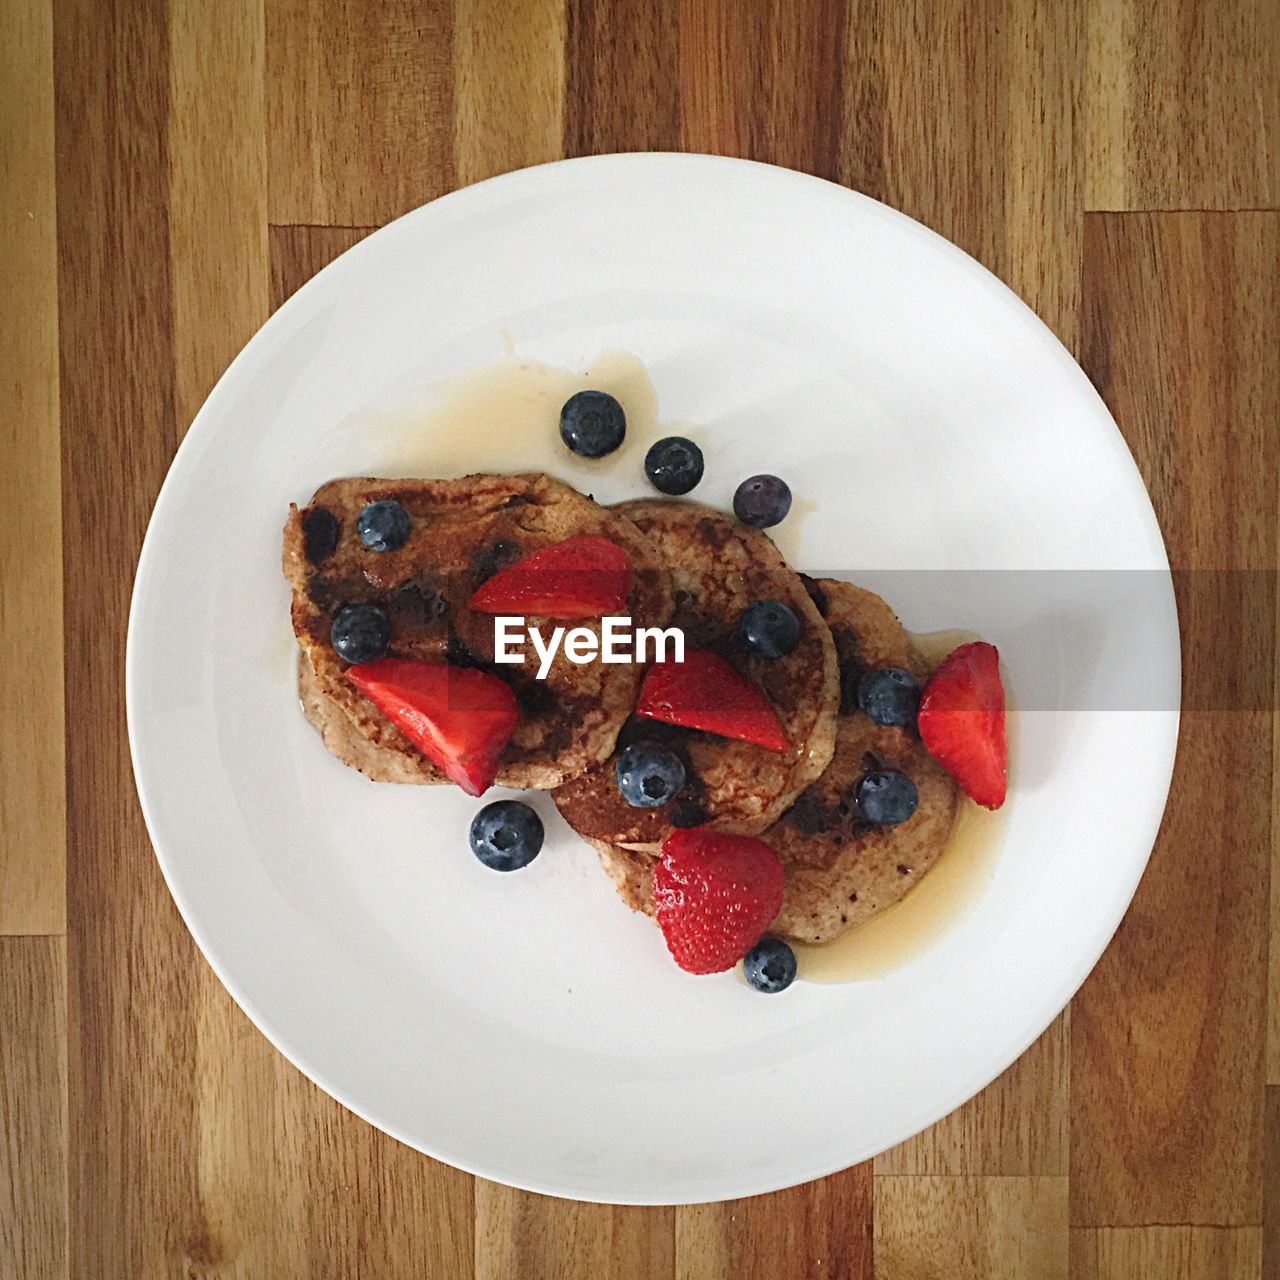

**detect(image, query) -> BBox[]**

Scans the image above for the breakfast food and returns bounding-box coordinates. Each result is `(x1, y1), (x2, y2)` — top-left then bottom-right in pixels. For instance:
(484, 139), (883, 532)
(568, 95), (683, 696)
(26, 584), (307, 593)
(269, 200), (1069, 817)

(550, 500), (839, 851)
(284, 472), (671, 789)
(283, 375), (1009, 988)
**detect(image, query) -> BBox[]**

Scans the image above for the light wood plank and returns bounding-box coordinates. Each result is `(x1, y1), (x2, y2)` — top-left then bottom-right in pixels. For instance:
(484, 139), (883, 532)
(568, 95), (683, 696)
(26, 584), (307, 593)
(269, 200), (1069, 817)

(476, 1184), (672, 1280)
(875, 1176), (1068, 1280)
(1072, 212), (1277, 1226)
(1086, 0), (1280, 210)
(0, 937), (67, 1279)
(841, 0), (1084, 351)
(563, 0), (680, 155)
(454, 0), (565, 187)
(876, 1011), (1069, 1176)
(1071, 1226), (1263, 1280)
(1, 0), (65, 935)
(266, 0), (455, 224)
(676, 1166), (873, 1280)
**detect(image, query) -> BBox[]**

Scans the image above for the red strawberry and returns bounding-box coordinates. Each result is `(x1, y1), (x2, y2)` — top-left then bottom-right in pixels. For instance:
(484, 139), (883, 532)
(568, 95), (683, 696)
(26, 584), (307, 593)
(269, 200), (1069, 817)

(467, 535), (632, 618)
(917, 641), (1007, 809)
(635, 649), (787, 751)
(346, 658), (519, 796)
(654, 827), (785, 974)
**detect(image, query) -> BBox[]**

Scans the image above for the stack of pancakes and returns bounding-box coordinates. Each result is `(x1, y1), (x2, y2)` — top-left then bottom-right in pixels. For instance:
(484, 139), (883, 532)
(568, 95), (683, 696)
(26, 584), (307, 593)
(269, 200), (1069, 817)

(284, 473), (959, 945)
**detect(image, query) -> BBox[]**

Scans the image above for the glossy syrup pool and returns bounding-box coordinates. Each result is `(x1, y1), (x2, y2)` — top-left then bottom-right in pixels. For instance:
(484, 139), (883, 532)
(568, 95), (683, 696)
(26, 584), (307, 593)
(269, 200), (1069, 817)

(359, 352), (1009, 985)
(789, 629), (1012, 983)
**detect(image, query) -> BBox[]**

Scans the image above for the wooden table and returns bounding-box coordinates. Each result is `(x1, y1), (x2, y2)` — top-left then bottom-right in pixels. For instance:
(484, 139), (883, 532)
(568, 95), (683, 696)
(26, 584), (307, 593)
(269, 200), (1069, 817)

(3, 1), (1277, 1276)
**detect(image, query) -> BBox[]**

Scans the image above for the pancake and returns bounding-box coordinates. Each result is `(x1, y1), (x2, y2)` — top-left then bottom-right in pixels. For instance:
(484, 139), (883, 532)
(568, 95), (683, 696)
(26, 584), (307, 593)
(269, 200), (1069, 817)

(552, 500), (839, 849)
(283, 472), (671, 789)
(594, 578), (961, 944)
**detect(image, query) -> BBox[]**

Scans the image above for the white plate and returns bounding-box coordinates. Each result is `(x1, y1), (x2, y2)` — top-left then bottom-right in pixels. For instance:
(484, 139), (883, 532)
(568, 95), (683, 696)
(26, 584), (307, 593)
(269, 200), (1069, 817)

(127, 154), (1179, 1204)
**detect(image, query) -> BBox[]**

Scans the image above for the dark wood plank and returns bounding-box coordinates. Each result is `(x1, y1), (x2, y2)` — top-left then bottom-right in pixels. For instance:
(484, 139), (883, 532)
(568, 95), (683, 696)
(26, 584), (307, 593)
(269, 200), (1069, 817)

(1070, 211), (1277, 1227)
(676, 1166), (873, 1280)
(269, 225), (377, 311)
(0, 938), (67, 1279)
(564, 0), (680, 155)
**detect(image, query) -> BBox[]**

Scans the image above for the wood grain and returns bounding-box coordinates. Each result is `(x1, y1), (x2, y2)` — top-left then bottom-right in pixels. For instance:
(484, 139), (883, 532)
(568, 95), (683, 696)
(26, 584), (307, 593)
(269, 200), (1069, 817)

(676, 1167), (873, 1280)
(266, 0), (456, 225)
(1071, 1227), (1263, 1280)
(455, 0), (565, 186)
(875, 1012), (1069, 1176)
(0, 937), (67, 1279)
(875, 1176), (1068, 1280)
(476, 1185), (672, 1279)
(1086, 0), (1280, 211)
(840, 0), (1084, 351)
(1, 0), (65, 935)
(269, 225), (376, 312)
(1071, 212), (1277, 1227)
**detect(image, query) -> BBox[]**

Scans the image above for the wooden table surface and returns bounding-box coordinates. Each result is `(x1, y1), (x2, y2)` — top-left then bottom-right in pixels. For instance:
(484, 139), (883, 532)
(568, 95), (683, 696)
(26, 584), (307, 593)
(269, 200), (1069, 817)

(3, 1), (1278, 1276)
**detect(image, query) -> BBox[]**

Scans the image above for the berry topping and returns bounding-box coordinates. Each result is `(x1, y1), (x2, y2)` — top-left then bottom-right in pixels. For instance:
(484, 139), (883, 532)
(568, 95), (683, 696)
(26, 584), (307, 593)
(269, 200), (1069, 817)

(635, 649), (787, 751)
(917, 641), (1007, 809)
(330, 603), (390, 665)
(356, 499), (411, 552)
(644, 436), (704, 495)
(855, 770), (919, 825)
(857, 667), (921, 726)
(345, 658), (519, 796)
(737, 599), (800, 659)
(560, 390), (626, 457)
(654, 827), (785, 974)
(733, 474), (792, 528)
(615, 741), (686, 808)
(301, 506), (339, 563)
(467, 535), (633, 618)
(743, 936), (798, 993)
(469, 800), (544, 872)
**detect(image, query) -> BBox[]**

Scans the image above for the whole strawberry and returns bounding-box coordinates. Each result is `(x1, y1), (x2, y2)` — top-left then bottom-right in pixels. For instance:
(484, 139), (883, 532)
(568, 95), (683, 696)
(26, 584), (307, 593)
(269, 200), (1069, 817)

(654, 827), (785, 974)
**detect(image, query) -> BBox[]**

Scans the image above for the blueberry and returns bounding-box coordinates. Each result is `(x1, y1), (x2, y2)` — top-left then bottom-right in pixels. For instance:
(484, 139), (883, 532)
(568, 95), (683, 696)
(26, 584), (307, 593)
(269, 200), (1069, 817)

(615, 741), (686, 808)
(644, 436), (704, 495)
(560, 390), (626, 458)
(743, 936), (797, 993)
(357, 499), (411, 552)
(857, 668), (921, 726)
(855, 770), (919, 825)
(738, 599), (800, 659)
(330, 603), (390, 665)
(469, 800), (544, 872)
(733, 474), (792, 528)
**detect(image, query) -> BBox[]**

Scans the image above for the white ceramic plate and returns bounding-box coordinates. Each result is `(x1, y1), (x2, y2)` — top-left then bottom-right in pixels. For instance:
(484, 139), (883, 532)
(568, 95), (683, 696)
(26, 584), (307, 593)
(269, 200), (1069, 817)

(127, 154), (1179, 1204)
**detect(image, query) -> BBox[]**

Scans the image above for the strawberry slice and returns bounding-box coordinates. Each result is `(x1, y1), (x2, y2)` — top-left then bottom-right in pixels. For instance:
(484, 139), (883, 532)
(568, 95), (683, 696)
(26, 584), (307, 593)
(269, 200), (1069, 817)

(917, 641), (1007, 809)
(467, 535), (632, 618)
(654, 827), (785, 973)
(635, 649), (787, 751)
(345, 658), (519, 796)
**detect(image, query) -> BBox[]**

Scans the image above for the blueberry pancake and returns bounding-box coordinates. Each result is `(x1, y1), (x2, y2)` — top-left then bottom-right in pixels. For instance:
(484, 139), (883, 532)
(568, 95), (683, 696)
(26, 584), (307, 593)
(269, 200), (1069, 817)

(552, 501), (839, 850)
(283, 473), (671, 789)
(594, 578), (961, 945)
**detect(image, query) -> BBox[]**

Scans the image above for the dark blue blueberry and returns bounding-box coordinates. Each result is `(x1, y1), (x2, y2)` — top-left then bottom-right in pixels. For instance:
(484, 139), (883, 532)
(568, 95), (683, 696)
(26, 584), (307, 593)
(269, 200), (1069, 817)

(857, 668), (921, 726)
(644, 436), (704, 495)
(559, 390), (626, 458)
(855, 770), (919, 826)
(737, 599), (800, 659)
(615, 741), (686, 808)
(469, 800), (544, 872)
(743, 936), (797, 993)
(357, 499), (411, 552)
(330, 603), (390, 665)
(733, 474), (792, 528)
